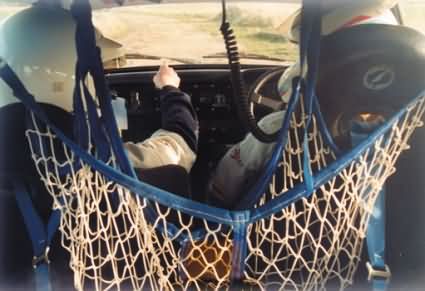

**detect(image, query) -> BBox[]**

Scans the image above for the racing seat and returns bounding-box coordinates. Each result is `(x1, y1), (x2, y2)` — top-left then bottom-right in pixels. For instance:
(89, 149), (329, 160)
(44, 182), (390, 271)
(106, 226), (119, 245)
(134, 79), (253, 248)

(316, 24), (425, 149)
(311, 23), (425, 287)
(0, 103), (74, 289)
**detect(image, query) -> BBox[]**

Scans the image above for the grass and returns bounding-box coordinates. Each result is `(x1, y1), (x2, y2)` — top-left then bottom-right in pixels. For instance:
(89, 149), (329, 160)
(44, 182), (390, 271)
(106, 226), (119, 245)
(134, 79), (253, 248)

(230, 25), (298, 61)
(141, 4), (299, 62)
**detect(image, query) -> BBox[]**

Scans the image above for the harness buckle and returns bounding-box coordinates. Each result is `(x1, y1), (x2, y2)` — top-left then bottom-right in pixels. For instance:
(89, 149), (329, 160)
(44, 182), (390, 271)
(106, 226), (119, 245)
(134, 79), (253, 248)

(32, 247), (50, 269)
(366, 261), (391, 282)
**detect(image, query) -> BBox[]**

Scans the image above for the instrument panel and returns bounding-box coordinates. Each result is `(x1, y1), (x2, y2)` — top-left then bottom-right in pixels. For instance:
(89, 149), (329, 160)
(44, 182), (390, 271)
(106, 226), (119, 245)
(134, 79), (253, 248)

(106, 65), (282, 145)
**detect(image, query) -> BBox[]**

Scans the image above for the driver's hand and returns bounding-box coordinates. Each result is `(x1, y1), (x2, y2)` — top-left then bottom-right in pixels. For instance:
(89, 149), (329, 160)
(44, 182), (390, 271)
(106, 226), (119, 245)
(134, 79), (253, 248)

(153, 60), (180, 89)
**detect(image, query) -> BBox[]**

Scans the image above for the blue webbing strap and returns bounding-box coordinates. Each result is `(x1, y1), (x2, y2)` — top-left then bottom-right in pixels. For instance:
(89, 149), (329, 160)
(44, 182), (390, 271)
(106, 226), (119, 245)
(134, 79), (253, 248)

(237, 0), (322, 209)
(12, 180), (60, 291)
(367, 190), (390, 291)
(351, 122), (391, 291)
(80, 68), (111, 161)
(71, 0), (188, 234)
(313, 95), (341, 155)
(70, 1), (164, 224)
(72, 63), (90, 151)
(230, 211), (249, 281)
(70, 2), (114, 162)
(70, 1), (171, 231)
(70, 0), (136, 177)
(233, 0), (323, 281)
(237, 77), (302, 210)
(300, 0), (322, 193)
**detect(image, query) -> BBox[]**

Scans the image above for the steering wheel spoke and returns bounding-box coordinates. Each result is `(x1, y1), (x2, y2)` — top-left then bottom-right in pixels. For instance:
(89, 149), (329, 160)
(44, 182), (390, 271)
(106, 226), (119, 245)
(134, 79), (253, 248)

(242, 67), (287, 142)
(251, 92), (284, 111)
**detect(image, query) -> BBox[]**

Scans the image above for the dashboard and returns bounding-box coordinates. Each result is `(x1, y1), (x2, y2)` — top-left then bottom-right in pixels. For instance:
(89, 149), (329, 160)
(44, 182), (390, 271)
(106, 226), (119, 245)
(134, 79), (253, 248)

(106, 64), (284, 145)
(106, 64), (285, 199)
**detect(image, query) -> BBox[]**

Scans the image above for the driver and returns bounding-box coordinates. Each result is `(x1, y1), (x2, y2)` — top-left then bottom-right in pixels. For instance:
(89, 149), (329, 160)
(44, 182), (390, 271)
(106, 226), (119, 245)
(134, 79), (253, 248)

(206, 0), (398, 210)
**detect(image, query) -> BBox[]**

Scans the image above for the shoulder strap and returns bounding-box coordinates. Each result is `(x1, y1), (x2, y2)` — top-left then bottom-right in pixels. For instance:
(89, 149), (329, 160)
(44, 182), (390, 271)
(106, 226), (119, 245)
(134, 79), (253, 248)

(351, 121), (391, 291)
(13, 180), (60, 291)
(237, 0), (323, 209)
(70, 0), (136, 177)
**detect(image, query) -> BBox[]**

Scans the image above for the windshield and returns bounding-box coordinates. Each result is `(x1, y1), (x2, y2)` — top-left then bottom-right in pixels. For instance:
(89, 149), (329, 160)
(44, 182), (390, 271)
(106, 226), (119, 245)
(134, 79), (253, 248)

(403, 0), (425, 34)
(92, 2), (300, 67)
(2, 1), (425, 67)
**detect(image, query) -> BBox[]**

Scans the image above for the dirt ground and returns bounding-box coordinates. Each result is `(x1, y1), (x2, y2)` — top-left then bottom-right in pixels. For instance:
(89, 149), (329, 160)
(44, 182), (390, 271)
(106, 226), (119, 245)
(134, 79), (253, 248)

(95, 11), (225, 60)
(93, 3), (300, 64)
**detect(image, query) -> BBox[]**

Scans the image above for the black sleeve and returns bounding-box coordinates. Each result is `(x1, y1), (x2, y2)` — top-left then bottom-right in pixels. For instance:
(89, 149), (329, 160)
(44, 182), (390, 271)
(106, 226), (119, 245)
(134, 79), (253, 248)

(158, 85), (199, 152)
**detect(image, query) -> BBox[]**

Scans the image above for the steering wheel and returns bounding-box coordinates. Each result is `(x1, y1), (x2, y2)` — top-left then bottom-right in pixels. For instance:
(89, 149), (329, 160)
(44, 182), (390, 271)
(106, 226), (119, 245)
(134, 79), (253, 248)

(245, 67), (287, 141)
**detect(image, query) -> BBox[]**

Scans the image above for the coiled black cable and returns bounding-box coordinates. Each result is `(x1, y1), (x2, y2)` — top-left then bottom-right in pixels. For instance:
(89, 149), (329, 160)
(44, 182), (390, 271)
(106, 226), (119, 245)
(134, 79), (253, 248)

(220, 0), (278, 143)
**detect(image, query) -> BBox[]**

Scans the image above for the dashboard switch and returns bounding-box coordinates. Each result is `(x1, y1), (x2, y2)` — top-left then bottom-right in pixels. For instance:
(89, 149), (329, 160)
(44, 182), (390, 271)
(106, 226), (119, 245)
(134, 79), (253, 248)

(213, 93), (228, 108)
(128, 90), (141, 113)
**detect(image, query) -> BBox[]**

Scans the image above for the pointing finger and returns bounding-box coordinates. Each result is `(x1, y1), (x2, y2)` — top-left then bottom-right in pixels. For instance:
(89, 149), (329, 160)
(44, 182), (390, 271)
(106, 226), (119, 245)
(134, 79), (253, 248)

(160, 58), (169, 70)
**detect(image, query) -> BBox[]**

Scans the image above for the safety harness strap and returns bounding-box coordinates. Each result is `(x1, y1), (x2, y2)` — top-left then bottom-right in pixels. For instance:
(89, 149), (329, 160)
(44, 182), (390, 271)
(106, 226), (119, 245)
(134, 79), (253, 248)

(70, 0), (136, 178)
(0, 60), (62, 289)
(13, 180), (60, 291)
(233, 0), (324, 280)
(351, 122), (391, 291)
(300, 0), (322, 193)
(70, 1), (186, 238)
(367, 188), (391, 291)
(237, 0), (323, 209)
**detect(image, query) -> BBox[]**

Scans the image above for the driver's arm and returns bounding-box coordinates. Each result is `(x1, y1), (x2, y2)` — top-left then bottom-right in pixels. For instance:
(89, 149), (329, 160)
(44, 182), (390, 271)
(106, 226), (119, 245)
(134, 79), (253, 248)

(125, 62), (199, 172)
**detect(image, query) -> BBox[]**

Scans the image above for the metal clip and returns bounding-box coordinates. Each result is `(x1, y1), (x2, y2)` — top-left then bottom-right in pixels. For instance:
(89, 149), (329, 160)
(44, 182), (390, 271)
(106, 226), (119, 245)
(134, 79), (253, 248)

(366, 262), (391, 282)
(32, 247), (50, 269)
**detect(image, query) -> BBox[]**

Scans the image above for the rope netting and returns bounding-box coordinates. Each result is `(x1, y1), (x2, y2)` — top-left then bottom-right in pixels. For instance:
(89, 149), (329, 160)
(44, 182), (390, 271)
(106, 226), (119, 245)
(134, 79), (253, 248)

(244, 98), (425, 290)
(25, 89), (425, 290)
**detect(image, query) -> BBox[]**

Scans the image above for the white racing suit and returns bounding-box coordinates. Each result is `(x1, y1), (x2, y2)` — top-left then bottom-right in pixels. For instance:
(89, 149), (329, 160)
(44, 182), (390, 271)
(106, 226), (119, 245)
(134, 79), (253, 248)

(207, 11), (397, 210)
(207, 110), (286, 209)
(125, 85), (198, 176)
(126, 129), (196, 173)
